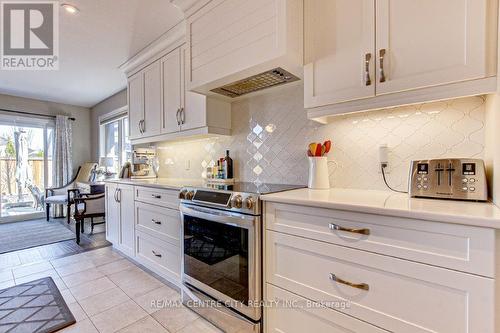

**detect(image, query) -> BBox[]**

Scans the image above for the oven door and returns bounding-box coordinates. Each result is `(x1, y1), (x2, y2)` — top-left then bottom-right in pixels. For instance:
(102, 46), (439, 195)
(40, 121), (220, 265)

(180, 203), (261, 321)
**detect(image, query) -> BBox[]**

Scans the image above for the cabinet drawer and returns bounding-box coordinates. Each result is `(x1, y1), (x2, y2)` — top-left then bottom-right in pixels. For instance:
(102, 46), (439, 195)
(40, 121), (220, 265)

(136, 230), (180, 283)
(134, 186), (179, 209)
(135, 201), (180, 246)
(265, 284), (388, 333)
(265, 231), (494, 333)
(265, 202), (495, 277)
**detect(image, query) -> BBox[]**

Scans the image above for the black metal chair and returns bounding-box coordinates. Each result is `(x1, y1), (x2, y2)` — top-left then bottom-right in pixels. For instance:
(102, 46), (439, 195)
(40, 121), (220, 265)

(73, 193), (105, 244)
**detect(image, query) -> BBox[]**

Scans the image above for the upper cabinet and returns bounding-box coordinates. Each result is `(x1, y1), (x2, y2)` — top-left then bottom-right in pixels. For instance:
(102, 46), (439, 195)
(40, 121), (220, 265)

(305, 0), (498, 121)
(186, 0), (303, 98)
(128, 59), (162, 140)
(376, 0), (492, 94)
(304, 0), (376, 106)
(125, 38), (231, 144)
(127, 73), (144, 140)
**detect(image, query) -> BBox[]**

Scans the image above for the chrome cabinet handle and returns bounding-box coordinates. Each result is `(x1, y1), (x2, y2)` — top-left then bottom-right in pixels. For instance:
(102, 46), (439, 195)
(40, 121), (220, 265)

(364, 53), (372, 86)
(152, 219), (161, 225)
(151, 194), (161, 199)
(329, 223), (370, 235)
(138, 120), (143, 134)
(180, 107), (185, 124)
(379, 49), (386, 83)
(117, 189), (121, 203)
(329, 273), (369, 291)
(176, 108), (180, 125)
(141, 119), (146, 133)
(113, 189), (118, 202)
(152, 250), (162, 258)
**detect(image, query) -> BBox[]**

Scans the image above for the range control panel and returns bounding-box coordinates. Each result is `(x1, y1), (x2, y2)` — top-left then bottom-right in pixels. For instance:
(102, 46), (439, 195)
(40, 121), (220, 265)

(409, 159), (487, 201)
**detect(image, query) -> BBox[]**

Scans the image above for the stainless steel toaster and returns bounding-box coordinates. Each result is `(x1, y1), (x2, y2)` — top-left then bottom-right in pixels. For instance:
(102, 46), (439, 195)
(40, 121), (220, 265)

(409, 159), (487, 201)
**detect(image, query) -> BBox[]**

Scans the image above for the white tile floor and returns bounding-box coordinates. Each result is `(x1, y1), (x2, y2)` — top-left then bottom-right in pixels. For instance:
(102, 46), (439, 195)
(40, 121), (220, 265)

(0, 246), (223, 333)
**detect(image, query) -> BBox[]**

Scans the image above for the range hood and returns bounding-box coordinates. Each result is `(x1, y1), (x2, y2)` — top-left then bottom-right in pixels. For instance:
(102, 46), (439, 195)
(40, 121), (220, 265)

(210, 68), (300, 98)
(185, 0), (303, 99)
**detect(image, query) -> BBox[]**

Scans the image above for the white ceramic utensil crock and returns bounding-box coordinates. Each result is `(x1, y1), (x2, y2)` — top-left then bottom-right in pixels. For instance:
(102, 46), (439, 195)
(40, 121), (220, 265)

(308, 156), (330, 189)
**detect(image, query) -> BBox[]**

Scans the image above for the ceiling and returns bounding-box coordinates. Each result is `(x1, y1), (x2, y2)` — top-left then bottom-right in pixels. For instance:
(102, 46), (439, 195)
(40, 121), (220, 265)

(0, 0), (184, 108)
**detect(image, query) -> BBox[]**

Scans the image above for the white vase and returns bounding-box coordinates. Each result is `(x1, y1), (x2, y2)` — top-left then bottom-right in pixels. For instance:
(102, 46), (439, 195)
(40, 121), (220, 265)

(308, 157), (330, 189)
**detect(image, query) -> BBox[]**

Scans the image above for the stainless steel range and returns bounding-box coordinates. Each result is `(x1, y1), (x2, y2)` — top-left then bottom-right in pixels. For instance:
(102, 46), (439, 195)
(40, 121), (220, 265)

(179, 182), (304, 333)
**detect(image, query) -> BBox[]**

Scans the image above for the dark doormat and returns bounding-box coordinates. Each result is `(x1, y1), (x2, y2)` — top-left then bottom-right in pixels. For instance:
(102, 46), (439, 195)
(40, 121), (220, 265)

(0, 219), (75, 254)
(0, 277), (76, 333)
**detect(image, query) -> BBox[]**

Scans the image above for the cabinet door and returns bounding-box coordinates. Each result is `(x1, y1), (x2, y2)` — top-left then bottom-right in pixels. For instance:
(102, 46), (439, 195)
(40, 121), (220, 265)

(181, 45), (206, 131)
(127, 72), (144, 140)
(143, 60), (162, 137)
(118, 185), (135, 257)
(376, 0), (490, 95)
(304, 0), (375, 108)
(105, 184), (120, 245)
(161, 48), (182, 134)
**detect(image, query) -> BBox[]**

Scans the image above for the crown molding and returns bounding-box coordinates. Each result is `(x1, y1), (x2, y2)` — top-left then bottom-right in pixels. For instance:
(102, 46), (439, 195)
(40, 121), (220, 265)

(119, 22), (186, 75)
(170, 0), (211, 17)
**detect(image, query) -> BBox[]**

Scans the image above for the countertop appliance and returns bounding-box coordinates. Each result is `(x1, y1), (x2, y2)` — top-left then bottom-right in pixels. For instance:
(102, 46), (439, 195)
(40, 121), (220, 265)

(409, 158), (487, 201)
(131, 148), (157, 179)
(179, 182), (305, 333)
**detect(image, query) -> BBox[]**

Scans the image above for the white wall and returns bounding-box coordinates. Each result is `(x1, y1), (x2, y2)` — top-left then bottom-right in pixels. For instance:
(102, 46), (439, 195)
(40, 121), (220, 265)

(156, 85), (486, 191)
(0, 93), (92, 173)
(89, 89), (127, 160)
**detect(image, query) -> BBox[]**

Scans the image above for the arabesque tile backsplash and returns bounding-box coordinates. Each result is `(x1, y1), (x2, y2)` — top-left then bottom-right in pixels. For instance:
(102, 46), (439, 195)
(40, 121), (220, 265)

(156, 85), (485, 191)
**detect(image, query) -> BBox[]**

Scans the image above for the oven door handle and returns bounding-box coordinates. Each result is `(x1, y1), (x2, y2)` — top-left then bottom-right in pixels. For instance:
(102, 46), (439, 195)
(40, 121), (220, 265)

(180, 204), (258, 229)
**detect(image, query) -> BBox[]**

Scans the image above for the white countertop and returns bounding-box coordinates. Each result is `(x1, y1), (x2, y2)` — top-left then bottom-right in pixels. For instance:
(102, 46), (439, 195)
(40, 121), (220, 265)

(104, 178), (205, 190)
(261, 188), (500, 229)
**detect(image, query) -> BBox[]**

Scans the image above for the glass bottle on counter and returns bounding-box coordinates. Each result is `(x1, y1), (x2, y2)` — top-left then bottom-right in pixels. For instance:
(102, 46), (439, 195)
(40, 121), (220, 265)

(223, 150), (233, 179)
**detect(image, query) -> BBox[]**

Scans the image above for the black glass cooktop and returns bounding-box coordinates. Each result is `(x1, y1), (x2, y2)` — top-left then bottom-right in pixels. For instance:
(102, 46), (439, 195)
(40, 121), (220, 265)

(200, 182), (305, 195)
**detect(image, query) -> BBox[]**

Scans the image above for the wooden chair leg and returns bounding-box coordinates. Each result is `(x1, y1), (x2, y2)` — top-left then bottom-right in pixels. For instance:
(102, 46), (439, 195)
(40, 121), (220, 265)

(46, 204), (50, 221)
(80, 217), (84, 233)
(75, 219), (81, 244)
(67, 204), (71, 224)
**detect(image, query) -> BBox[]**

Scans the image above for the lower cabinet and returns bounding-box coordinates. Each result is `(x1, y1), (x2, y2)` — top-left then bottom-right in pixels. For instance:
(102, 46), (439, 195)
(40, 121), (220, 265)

(136, 230), (181, 283)
(265, 284), (388, 333)
(264, 202), (497, 333)
(105, 183), (135, 257)
(106, 184), (182, 286)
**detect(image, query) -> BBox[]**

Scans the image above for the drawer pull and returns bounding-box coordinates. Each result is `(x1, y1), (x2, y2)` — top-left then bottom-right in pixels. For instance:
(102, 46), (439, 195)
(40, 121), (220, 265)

(329, 273), (369, 291)
(151, 194), (162, 199)
(152, 219), (162, 225)
(152, 250), (162, 258)
(329, 223), (370, 235)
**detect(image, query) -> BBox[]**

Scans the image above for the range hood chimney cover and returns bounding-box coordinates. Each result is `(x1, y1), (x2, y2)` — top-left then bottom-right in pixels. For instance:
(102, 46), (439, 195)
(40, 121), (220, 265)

(210, 68), (300, 98)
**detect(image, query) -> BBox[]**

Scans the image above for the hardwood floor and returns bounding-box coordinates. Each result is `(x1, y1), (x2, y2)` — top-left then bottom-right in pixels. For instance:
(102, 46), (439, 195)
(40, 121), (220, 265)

(0, 217), (111, 270)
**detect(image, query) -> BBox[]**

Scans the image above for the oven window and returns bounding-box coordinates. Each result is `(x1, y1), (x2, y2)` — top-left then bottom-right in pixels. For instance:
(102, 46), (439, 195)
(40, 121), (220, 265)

(184, 215), (249, 305)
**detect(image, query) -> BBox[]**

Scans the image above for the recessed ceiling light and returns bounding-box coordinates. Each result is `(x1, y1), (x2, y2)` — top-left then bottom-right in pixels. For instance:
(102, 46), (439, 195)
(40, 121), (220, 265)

(61, 3), (79, 14)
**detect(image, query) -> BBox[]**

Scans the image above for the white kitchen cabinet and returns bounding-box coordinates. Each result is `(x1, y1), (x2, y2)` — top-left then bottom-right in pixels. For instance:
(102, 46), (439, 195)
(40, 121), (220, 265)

(105, 183), (119, 244)
(160, 44), (232, 136)
(265, 284), (389, 333)
(305, 0), (497, 120)
(376, 0), (492, 95)
(118, 185), (135, 257)
(127, 72), (144, 140)
(105, 183), (135, 257)
(161, 47), (182, 134)
(304, 0), (375, 107)
(126, 41), (231, 144)
(128, 60), (162, 139)
(263, 201), (498, 333)
(143, 60), (162, 137)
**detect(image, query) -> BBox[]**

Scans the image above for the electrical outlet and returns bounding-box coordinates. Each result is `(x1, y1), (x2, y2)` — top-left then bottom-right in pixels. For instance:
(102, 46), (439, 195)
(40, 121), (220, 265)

(185, 160), (190, 170)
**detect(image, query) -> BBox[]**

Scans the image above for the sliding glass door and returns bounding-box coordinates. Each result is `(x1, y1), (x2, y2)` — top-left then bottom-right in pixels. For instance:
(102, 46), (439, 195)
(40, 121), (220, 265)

(0, 115), (54, 223)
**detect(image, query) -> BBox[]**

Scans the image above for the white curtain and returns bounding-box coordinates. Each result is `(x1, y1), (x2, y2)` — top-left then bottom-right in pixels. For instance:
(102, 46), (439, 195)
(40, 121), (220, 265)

(53, 115), (73, 216)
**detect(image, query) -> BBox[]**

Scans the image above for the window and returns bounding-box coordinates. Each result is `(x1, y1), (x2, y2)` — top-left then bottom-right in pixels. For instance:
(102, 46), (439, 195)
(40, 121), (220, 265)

(99, 112), (131, 173)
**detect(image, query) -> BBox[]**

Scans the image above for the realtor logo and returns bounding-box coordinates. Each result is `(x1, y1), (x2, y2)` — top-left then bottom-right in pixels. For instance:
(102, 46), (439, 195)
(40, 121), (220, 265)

(1, 1), (59, 70)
